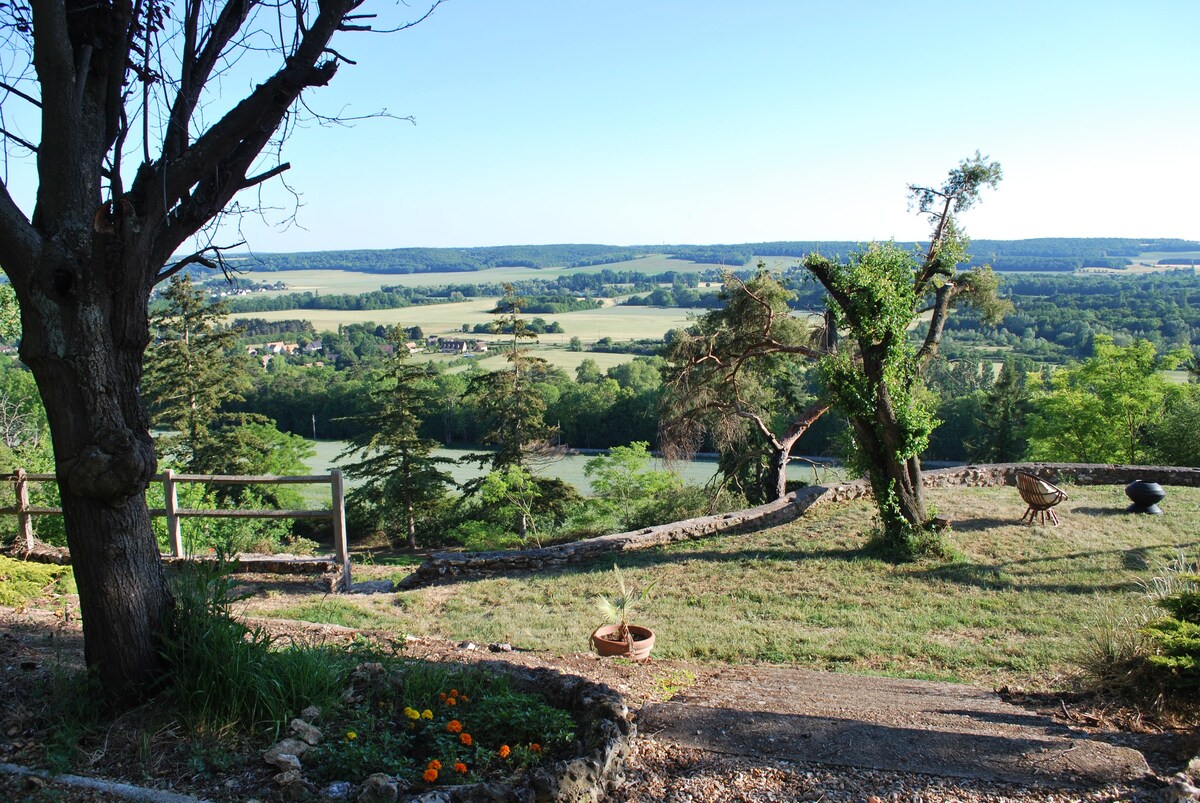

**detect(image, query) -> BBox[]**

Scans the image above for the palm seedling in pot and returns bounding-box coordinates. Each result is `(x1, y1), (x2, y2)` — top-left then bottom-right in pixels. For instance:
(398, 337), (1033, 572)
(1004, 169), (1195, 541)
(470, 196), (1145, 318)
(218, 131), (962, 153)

(592, 563), (657, 660)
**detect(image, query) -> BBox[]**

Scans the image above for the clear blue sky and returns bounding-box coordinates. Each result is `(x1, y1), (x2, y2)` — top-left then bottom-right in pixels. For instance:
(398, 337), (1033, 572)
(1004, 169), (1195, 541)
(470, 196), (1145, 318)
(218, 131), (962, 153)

(17, 1), (1200, 253)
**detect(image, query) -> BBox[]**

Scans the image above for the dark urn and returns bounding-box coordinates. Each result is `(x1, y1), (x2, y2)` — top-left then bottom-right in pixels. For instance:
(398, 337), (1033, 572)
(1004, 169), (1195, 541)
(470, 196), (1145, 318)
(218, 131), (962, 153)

(1125, 480), (1166, 515)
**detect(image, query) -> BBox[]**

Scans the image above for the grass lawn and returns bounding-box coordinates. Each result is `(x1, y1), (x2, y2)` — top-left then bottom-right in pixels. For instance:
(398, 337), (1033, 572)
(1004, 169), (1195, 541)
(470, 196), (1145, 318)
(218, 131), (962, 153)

(251, 483), (1200, 690)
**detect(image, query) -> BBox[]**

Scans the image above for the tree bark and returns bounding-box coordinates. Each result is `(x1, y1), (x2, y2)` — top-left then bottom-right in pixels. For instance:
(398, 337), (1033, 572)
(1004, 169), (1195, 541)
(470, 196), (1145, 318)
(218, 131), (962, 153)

(16, 240), (171, 696)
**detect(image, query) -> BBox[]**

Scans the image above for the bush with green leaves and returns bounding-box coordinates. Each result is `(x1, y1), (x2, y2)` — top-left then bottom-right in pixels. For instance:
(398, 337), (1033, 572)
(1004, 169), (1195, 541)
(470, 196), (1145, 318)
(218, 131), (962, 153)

(584, 442), (682, 531)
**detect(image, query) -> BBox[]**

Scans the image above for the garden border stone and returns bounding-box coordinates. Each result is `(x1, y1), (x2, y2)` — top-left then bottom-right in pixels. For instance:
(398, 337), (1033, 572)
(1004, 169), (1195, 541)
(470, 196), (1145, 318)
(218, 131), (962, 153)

(395, 462), (1200, 590)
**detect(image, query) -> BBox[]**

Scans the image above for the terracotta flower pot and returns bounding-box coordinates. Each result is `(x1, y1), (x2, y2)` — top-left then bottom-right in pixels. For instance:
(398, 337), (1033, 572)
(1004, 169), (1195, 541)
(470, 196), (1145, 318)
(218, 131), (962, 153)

(591, 624), (655, 661)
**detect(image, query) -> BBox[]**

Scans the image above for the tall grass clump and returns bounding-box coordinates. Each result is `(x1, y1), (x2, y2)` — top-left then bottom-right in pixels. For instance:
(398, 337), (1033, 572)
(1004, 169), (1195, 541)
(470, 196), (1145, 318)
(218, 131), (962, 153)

(160, 554), (347, 737)
(1141, 551), (1200, 693)
(1079, 550), (1200, 721)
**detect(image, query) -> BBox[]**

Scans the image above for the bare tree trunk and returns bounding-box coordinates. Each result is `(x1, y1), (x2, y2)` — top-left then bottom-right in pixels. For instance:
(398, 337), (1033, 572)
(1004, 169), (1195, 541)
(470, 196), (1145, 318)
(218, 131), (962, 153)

(766, 402), (831, 501)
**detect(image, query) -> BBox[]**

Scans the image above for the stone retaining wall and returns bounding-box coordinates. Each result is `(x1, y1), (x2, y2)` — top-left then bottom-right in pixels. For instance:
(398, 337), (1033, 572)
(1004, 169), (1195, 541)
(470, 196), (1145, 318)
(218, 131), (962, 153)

(395, 463), (1200, 590)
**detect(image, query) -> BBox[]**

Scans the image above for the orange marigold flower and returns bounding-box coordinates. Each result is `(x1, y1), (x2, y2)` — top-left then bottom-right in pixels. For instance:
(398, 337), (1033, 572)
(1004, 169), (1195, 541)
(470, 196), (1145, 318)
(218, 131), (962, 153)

(427, 760), (442, 771)
(498, 744), (511, 759)
(423, 768), (438, 783)
(449, 688), (459, 697)
(439, 692), (447, 702)
(530, 743), (542, 753)
(460, 694), (469, 703)
(446, 720), (462, 733)
(459, 732), (473, 746)
(454, 762), (467, 774)
(446, 697), (457, 706)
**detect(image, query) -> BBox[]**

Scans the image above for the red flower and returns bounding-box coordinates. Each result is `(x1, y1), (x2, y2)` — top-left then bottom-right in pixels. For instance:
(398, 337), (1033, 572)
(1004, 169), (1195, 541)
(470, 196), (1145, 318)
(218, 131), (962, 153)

(454, 762), (467, 774)
(498, 744), (511, 759)
(446, 720), (462, 734)
(423, 768), (438, 783)
(530, 743), (542, 753)
(427, 760), (442, 771)
(460, 732), (473, 746)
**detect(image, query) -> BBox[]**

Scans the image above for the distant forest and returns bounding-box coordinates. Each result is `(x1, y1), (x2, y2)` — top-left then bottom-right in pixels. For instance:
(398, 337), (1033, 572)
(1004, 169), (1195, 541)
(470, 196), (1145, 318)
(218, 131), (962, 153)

(232, 238), (1200, 275)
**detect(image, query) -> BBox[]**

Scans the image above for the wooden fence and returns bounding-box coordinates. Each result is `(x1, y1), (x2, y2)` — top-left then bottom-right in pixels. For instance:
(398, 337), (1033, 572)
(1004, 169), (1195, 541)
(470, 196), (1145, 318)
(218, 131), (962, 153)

(1, 468), (351, 592)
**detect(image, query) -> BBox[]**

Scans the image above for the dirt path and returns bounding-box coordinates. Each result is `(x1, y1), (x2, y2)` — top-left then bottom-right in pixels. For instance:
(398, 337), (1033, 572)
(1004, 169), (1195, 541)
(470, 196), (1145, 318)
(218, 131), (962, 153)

(638, 665), (1150, 788)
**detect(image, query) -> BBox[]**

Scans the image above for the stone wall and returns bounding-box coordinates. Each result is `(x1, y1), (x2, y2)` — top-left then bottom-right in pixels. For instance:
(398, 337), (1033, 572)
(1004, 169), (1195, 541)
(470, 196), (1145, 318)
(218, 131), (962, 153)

(395, 462), (1200, 590)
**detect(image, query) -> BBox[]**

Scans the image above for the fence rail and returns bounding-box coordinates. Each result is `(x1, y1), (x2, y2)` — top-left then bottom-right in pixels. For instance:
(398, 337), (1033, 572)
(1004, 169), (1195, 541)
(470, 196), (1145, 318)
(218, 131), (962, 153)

(2, 468), (351, 592)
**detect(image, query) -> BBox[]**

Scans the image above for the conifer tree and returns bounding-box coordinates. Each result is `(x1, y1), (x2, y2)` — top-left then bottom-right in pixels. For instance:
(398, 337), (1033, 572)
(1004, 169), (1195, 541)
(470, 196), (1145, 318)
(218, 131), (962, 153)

(339, 334), (454, 549)
(143, 276), (248, 472)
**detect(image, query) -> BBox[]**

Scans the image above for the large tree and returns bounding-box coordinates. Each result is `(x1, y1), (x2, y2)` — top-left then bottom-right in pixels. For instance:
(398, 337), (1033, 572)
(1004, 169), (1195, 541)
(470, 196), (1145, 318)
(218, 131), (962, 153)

(0, 0), (443, 696)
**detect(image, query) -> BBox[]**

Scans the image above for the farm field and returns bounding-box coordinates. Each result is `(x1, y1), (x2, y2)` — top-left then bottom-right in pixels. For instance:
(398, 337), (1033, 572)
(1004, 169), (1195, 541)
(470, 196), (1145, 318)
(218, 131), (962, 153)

(230, 253), (730, 296)
(230, 298), (696, 343)
(430, 349), (645, 375)
(254, 484), (1200, 689)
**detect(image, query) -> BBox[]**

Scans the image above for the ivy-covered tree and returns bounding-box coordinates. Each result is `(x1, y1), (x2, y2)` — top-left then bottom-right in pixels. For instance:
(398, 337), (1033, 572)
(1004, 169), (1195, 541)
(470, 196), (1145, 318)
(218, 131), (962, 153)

(804, 154), (1006, 557)
(661, 271), (829, 503)
(339, 333), (454, 549)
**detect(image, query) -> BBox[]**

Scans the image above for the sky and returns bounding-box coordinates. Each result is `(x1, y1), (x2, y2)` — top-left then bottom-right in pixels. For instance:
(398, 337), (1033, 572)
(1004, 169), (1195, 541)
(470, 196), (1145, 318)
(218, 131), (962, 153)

(7, 0), (1200, 253)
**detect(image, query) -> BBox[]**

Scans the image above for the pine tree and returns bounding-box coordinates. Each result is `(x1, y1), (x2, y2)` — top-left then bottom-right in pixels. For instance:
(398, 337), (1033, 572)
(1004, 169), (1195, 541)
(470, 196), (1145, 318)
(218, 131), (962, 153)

(339, 332), (454, 549)
(464, 286), (563, 538)
(143, 276), (248, 472)
(143, 276), (311, 508)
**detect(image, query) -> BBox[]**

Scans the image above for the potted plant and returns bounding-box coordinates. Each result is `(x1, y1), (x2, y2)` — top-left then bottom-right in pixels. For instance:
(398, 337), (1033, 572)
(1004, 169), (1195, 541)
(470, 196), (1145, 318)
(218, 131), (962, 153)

(591, 564), (656, 660)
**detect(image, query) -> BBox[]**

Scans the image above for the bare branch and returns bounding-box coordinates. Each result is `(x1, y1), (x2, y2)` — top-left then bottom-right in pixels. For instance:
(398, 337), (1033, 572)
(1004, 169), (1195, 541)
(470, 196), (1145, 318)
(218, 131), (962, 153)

(156, 241), (247, 284)
(0, 80), (41, 108)
(240, 162), (290, 190)
(0, 127), (38, 153)
(369, 0), (445, 34)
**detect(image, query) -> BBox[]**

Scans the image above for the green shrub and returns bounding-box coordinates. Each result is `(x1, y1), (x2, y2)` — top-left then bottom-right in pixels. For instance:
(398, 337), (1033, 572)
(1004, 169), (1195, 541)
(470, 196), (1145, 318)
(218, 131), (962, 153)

(0, 555), (75, 606)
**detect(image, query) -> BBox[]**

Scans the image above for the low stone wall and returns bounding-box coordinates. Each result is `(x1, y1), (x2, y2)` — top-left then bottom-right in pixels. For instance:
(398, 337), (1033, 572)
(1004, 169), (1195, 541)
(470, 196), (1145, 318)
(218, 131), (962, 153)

(395, 462), (1200, 590)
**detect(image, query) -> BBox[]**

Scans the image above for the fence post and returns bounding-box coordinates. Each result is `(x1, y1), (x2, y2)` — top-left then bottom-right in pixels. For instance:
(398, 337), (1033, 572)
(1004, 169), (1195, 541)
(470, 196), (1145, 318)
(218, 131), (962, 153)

(15, 468), (33, 553)
(331, 469), (351, 592)
(164, 469), (184, 558)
